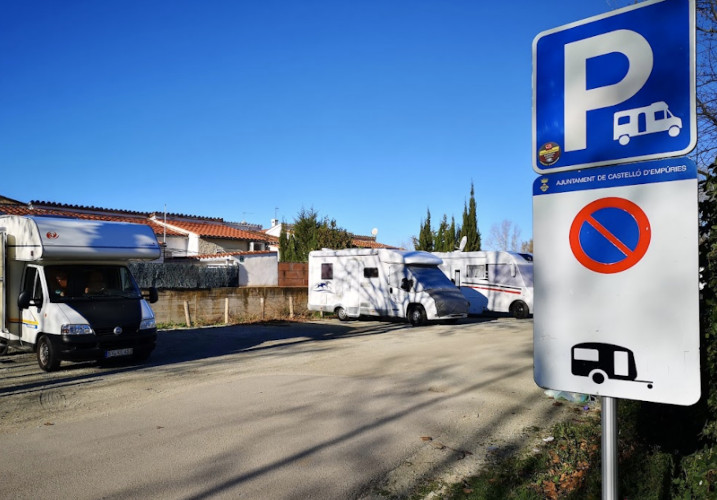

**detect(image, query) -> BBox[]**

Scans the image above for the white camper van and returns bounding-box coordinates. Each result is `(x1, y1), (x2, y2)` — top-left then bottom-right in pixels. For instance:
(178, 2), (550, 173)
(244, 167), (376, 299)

(0, 215), (161, 371)
(433, 251), (533, 318)
(308, 248), (469, 326)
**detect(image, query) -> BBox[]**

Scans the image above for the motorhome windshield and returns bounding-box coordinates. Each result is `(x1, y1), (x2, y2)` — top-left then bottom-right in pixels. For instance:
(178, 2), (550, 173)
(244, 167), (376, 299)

(518, 264), (534, 286)
(407, 265), (456, 291)
(45, 265), (142, 302)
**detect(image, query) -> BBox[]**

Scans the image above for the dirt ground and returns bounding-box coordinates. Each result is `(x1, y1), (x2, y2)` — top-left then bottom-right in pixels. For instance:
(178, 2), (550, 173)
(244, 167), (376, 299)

(0, 317), (576, 499)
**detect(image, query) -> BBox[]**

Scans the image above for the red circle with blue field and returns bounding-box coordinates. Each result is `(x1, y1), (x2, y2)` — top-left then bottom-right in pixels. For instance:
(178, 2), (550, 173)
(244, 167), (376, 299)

(569, 197), (651, 274)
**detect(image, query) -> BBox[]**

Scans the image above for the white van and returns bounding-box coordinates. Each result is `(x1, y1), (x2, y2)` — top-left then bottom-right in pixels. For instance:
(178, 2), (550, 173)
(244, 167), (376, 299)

(433, 251), (534, 318)
(0, 216), (161, 371)
(308, 248), (469, 326)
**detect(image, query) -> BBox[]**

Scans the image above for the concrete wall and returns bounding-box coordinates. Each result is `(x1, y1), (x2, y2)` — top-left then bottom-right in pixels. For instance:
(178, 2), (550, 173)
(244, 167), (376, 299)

(152, 287), (309, 326)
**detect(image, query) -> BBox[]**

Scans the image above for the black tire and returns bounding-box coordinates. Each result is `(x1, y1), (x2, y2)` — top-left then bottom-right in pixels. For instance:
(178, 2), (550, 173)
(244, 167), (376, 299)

(510, 301), (529, 319)
(37, 335), (61, 372)
(335, 307), (349, 321)
(408, 305), (426, 327)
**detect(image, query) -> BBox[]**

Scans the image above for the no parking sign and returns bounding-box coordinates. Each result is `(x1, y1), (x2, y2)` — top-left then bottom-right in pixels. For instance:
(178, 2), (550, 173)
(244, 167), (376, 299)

(532, 158), (700, 405)
(569, 197), (651, 274)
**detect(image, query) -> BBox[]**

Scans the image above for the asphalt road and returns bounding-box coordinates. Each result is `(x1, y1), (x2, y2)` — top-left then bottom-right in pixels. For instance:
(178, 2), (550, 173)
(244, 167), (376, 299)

(0, 317), (571, 499)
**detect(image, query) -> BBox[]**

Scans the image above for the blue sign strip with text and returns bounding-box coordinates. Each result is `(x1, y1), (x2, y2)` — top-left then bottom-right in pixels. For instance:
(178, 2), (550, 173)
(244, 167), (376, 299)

(533, 157), (697, 196)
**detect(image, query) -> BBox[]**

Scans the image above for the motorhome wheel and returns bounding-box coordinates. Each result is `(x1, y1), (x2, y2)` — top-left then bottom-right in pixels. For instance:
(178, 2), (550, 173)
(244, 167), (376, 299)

(408, 305), (426, 327)
(37, 335), (60, 372)
(510, 301), (529, 319)
(335, 307), (349, 321)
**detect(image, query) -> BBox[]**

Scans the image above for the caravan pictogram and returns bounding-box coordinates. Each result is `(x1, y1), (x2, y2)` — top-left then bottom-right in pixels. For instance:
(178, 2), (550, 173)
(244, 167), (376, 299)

(613, 101), (683, 146)
(571, 343), (653, 389)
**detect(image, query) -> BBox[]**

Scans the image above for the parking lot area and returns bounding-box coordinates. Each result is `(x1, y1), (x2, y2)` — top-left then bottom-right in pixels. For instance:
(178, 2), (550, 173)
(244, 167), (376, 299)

(0, 317), (571, 499)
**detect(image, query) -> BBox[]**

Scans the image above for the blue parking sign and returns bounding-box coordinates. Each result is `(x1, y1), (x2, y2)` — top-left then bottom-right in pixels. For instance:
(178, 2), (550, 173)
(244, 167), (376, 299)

(532, 0), (696, 173)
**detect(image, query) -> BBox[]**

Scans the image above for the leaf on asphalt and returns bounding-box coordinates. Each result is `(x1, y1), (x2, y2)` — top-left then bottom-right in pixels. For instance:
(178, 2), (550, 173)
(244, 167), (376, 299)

(420, 436), (433, 441)
(44, 422), (54, 426)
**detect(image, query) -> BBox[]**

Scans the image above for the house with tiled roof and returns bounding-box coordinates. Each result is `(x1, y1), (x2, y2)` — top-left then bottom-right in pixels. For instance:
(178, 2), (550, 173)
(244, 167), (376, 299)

(149, 214), (278, 259)
(0, 196), (280, 285)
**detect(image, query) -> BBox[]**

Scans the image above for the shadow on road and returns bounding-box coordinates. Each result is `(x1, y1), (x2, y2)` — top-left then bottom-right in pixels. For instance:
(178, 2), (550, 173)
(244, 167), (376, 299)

(0, 317), (498, 398)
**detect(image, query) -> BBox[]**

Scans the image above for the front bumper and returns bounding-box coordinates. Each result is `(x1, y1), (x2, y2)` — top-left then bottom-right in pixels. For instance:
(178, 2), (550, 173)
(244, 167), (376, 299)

(48, 329), (157, 362)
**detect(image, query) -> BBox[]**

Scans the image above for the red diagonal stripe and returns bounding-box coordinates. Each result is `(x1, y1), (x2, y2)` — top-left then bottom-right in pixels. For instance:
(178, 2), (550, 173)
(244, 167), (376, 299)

(586, 215), (633, 257)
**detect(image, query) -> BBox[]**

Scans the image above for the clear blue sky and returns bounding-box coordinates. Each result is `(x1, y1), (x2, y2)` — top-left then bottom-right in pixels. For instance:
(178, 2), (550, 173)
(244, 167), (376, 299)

(1, 1), (629, 249)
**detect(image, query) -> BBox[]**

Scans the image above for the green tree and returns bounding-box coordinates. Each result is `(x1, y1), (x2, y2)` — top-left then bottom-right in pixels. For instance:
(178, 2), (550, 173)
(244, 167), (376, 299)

(415, 208), (434, 251)
(700, 158), (717, 442)
(460, 182), (481, 251)
(290, 208), (319, 262)
(280, 208), (354, 262)
(449, 216), (458, 250)
(434, 214), (451, 252)
(278, 223), (297, 262)
(317, 217), (353, 250)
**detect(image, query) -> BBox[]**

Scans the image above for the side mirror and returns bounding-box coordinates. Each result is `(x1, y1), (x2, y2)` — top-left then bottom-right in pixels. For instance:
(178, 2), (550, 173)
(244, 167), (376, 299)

(147, 287), (159, 304)
(18, 291), (31, 310)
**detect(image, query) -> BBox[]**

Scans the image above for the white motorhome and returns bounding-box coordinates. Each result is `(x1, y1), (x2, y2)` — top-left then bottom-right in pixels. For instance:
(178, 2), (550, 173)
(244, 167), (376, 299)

(308, 248), (469, 326)
(0, 215), (161, 371)
(433, 251), (533, 318)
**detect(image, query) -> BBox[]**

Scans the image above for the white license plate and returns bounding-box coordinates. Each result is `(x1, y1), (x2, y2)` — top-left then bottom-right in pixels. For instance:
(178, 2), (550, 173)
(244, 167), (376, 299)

(105, 348), (133, 358)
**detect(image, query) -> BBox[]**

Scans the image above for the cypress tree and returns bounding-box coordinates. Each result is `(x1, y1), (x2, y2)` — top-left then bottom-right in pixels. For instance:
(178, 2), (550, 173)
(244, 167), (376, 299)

(460, 183), (481, 251)
(417, 208), (434, 251)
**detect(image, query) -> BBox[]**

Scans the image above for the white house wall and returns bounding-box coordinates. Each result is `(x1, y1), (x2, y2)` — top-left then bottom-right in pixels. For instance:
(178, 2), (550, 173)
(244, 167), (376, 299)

(240, 253), (278, 286)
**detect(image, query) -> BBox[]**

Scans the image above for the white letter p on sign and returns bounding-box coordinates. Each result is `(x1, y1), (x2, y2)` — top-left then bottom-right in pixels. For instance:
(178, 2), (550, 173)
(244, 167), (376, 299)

(564, 29), (653, 152)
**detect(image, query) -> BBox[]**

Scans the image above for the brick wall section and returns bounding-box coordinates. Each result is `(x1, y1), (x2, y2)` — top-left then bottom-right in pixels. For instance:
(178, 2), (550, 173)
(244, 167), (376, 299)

(152, 287), (309, 326)
(278, 262), (308, 287)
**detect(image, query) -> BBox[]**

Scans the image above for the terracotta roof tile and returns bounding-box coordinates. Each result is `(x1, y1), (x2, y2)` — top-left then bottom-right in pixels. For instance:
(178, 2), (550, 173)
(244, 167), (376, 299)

(0, 205), (184, 237)
(352, 238), (399, 249)
(196, 251), (277, 259)
(158, 219), (278, 243)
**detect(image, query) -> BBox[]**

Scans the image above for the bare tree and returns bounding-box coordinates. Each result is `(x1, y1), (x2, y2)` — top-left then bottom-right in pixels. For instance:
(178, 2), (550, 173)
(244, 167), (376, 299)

(486, 220), (521, 251)
(696, 1), (717, 170)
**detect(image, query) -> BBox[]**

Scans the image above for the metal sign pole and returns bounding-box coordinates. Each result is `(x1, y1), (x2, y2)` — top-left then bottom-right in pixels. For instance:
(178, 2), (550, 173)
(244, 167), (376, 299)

(601, 396), (618, 500)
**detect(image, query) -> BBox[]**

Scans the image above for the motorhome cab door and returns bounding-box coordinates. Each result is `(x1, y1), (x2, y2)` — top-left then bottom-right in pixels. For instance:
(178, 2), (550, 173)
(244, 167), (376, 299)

(387, 265), (409, 317)
(20, 266), (44, 343)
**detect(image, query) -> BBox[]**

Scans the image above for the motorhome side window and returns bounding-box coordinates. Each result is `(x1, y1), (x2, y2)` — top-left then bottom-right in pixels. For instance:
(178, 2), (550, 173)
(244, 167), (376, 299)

(466, 265), (487, 279)
(363, 267), (379, 278)
(23, 267), (43, 303)
(321, 263), (333, 280)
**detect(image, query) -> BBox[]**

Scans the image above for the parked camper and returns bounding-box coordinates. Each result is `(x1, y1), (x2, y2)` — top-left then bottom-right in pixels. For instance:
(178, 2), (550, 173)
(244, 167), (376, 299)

(433, 251), (533, 318)
(0, 216), (161, 371)
(307, 248), (469, 326)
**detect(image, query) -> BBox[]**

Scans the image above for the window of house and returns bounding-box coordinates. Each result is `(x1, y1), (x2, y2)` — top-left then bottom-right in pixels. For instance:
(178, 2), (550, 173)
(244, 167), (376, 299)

(466, 264), (487, 279)
(321, 263), (333, 280)
(363, 267), (379, 278)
